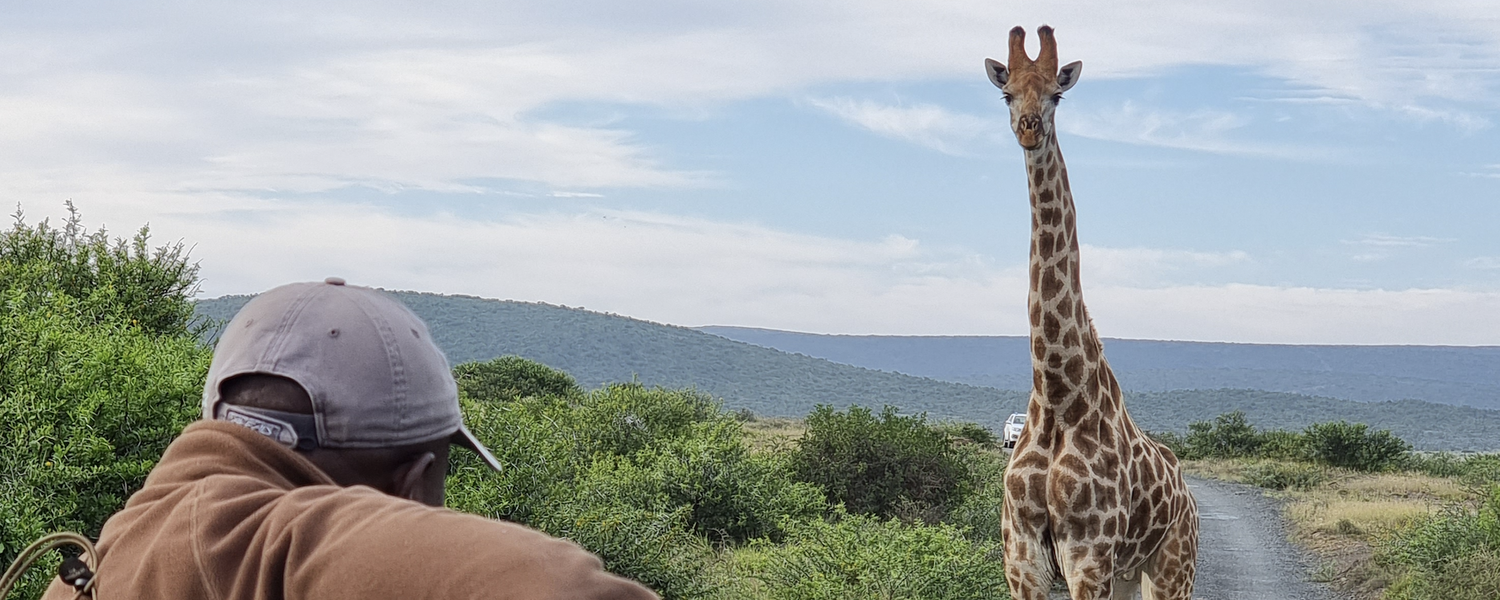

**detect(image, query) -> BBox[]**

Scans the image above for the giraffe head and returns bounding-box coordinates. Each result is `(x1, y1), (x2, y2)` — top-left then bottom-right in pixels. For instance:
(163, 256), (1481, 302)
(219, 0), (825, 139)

(985, 26), (1082, 151)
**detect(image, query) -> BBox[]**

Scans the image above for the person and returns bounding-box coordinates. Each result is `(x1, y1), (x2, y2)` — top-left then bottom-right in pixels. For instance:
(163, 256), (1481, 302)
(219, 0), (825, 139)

(44, 278), (658, 600)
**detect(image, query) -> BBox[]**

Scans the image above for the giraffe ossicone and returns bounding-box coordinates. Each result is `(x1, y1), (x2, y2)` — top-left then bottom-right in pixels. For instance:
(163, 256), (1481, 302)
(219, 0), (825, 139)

(986, 25), (1199, 600)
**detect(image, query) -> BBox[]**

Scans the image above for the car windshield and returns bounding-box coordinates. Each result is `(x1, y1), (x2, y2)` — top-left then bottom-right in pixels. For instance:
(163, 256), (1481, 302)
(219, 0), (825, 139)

(1010, 415), (1026, 424)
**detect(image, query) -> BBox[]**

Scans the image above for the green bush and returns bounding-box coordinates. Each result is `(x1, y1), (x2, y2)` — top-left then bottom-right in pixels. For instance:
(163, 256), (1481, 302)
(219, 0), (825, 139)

(1303, 421), (1410, 472)
(1256, 429), (1308, 461)
(1, 208), (209, 599)
(446, 375), (826, 597)
(745, 509), (1010, 600)
(1182, 411), (1262, 459)
(944, 443), (1010, 543)
(791, 405), (972, 523)
(1145, 429), (1189, 458)
(1379, 485), (1500, 600)
(453, 355), (580, 403)
(1, 203), (201, 337)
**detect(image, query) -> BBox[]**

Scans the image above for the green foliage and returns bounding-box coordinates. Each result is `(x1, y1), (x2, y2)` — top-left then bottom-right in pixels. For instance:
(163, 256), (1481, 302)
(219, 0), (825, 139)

(3, 203), (201, 337)
(1302, 421), (1410, 472)
(453, 355), (580, 402)
(943, 445), (1010, 544)
(446, 375), (827, 597)
(1144, 429), (1189, 458)
(1255, 429), (1308, 461)
(1173, 411), (1410, 473)
(1182, 411), (1263, 459)
(1, 207), (209, 599)
(1379, 485), (1500, 600)
(792, 405), (973, 523)
(744, 510), (1010, 600)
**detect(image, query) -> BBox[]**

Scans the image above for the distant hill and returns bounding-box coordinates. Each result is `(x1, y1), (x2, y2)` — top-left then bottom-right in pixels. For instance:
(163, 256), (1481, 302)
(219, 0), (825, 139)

(196, 293), (1500, 451)
(697, 326), (1500, 411)
(193, 293), (1030, 423)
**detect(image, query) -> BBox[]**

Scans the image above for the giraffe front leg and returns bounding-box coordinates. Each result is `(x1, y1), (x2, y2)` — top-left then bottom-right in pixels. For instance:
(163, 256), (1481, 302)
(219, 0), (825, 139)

(1003, 533), (1056, 600)
(1055, 538), (1117, 600)
(1002, 495), (1056, 600)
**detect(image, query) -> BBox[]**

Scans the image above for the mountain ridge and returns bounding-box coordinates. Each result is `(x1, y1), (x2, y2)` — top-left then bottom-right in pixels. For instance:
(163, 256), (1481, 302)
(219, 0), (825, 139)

(696, 325), (1500, 411)
(194, 292), (1500, 450)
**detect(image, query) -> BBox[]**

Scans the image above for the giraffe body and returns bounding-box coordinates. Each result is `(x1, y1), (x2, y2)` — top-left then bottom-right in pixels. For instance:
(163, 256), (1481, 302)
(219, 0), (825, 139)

(986, 26), (1198, 600)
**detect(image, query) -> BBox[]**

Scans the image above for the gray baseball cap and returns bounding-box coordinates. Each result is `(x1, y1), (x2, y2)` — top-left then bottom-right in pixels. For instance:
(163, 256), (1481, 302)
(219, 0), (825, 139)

(203, 277), (502, 473)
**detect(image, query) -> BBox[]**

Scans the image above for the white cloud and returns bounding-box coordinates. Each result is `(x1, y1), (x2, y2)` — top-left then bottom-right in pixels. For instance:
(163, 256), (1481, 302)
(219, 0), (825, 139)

(807, 97), (998, 155)
(25, 194), (1470, 345)
(1080, 245), (1252, 287)
(1088, 284), (1500, 345)
(1340, 233), (1453, 262)
(3, 0), (1499, 198)
(1060, 102), (1337, 159)
(1466, 257), (1500, 270)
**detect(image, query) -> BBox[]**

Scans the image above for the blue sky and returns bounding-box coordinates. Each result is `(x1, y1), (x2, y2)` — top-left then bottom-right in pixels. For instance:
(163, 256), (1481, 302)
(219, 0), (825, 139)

(4, 1), (1499, 344)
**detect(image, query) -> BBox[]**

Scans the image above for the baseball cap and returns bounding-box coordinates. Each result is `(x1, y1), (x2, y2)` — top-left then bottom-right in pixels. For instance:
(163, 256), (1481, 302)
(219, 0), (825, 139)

(202, 277), (502, 473)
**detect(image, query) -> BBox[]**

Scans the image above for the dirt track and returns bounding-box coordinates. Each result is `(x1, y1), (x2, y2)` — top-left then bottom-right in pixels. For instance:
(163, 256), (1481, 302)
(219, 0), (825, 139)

(1181, 476), (1333, 600)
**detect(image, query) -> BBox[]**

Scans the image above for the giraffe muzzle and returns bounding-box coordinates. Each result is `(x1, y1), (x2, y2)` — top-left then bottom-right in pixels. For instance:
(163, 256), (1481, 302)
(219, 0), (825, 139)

(1016, 115), (1044, 149)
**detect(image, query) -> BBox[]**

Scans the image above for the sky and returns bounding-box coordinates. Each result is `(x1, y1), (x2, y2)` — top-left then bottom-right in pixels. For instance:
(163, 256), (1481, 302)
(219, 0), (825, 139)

(3, 1), (1499, 344)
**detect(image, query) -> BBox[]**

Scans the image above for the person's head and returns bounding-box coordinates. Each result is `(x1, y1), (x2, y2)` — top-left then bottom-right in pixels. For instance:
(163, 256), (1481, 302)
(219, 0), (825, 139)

(201, 278), (502, 507)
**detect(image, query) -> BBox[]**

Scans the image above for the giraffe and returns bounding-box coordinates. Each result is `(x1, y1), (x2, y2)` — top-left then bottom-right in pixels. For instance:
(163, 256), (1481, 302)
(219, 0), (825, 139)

(985, 26), (1198, 600)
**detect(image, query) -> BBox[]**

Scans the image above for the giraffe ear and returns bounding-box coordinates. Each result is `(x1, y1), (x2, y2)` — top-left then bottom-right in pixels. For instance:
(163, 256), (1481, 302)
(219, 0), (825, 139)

(1057, 61), (1082, 92)
(985, 58), (1008, 89)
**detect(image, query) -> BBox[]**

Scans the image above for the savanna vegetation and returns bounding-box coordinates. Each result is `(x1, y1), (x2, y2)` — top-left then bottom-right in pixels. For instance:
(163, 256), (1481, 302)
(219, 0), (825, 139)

(1170, 410), (1500, 600)
(3, 209), (1015, 599)
(1, 206), (211, 597)
(9, 209), (1500, 600)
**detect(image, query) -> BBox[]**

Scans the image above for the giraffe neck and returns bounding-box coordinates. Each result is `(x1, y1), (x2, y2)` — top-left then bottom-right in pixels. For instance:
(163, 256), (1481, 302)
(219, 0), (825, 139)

(1024, 134), (1110, 412)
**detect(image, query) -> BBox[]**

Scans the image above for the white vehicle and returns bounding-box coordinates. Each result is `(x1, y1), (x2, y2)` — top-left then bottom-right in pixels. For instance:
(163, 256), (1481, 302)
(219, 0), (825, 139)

(1002, 413), (1026, 448)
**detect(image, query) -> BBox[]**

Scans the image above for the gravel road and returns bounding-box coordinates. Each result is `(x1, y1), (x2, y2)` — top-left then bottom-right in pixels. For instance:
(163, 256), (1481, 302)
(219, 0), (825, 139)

(1042, 475), (1335, 599)
(1185, 475), (1333, 600)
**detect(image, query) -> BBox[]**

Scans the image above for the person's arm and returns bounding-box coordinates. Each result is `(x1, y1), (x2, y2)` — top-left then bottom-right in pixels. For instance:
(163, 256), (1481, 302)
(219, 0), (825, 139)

(248, 486), (658, 600)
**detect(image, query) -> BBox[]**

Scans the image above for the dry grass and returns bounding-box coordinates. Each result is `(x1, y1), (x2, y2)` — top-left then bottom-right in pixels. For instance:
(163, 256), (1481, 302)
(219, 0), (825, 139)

(740, 416), (804, 452)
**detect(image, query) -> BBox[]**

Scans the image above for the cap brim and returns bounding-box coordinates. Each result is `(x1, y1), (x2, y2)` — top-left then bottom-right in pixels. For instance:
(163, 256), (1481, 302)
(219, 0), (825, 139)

(451, 423), (504, 474)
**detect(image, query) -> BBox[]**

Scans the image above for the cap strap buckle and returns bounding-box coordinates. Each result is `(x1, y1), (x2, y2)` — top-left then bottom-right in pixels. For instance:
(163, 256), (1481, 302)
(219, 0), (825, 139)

(217, 405), (320, 451)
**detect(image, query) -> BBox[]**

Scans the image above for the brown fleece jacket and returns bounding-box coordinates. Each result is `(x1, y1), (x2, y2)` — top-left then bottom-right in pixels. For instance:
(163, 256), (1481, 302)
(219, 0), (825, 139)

(43, 421), (657, 600)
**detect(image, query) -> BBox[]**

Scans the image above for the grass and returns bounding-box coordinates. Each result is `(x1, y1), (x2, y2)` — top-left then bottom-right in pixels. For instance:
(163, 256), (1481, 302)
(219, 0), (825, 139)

(1184, 458), (1474, 599)
(739, 415), (804, 452)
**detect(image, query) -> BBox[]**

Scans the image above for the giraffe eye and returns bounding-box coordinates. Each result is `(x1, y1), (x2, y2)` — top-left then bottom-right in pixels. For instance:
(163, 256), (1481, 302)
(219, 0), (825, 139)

(1052, 93), (1064, 103)
(1002, 93), (1014, 105)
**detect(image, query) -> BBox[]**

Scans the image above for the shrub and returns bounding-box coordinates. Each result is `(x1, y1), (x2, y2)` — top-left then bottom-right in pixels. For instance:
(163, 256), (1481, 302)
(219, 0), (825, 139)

(453, 355), (580, 403)
(1145, 430), (1189, 458)
(791, 405), (972, 523)
(1303, 421), (1410, 472)
(1, 207), (209, 599)
(1, 203), (201, 337)
(1255, 429), (1307, 461)
(446, 378), (826, 595)
(746, 509), (1010, 600)
(944, 443), (1010, 543)
(1379, 485), (1500, 600)
(1182, 411), (1262, 459)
